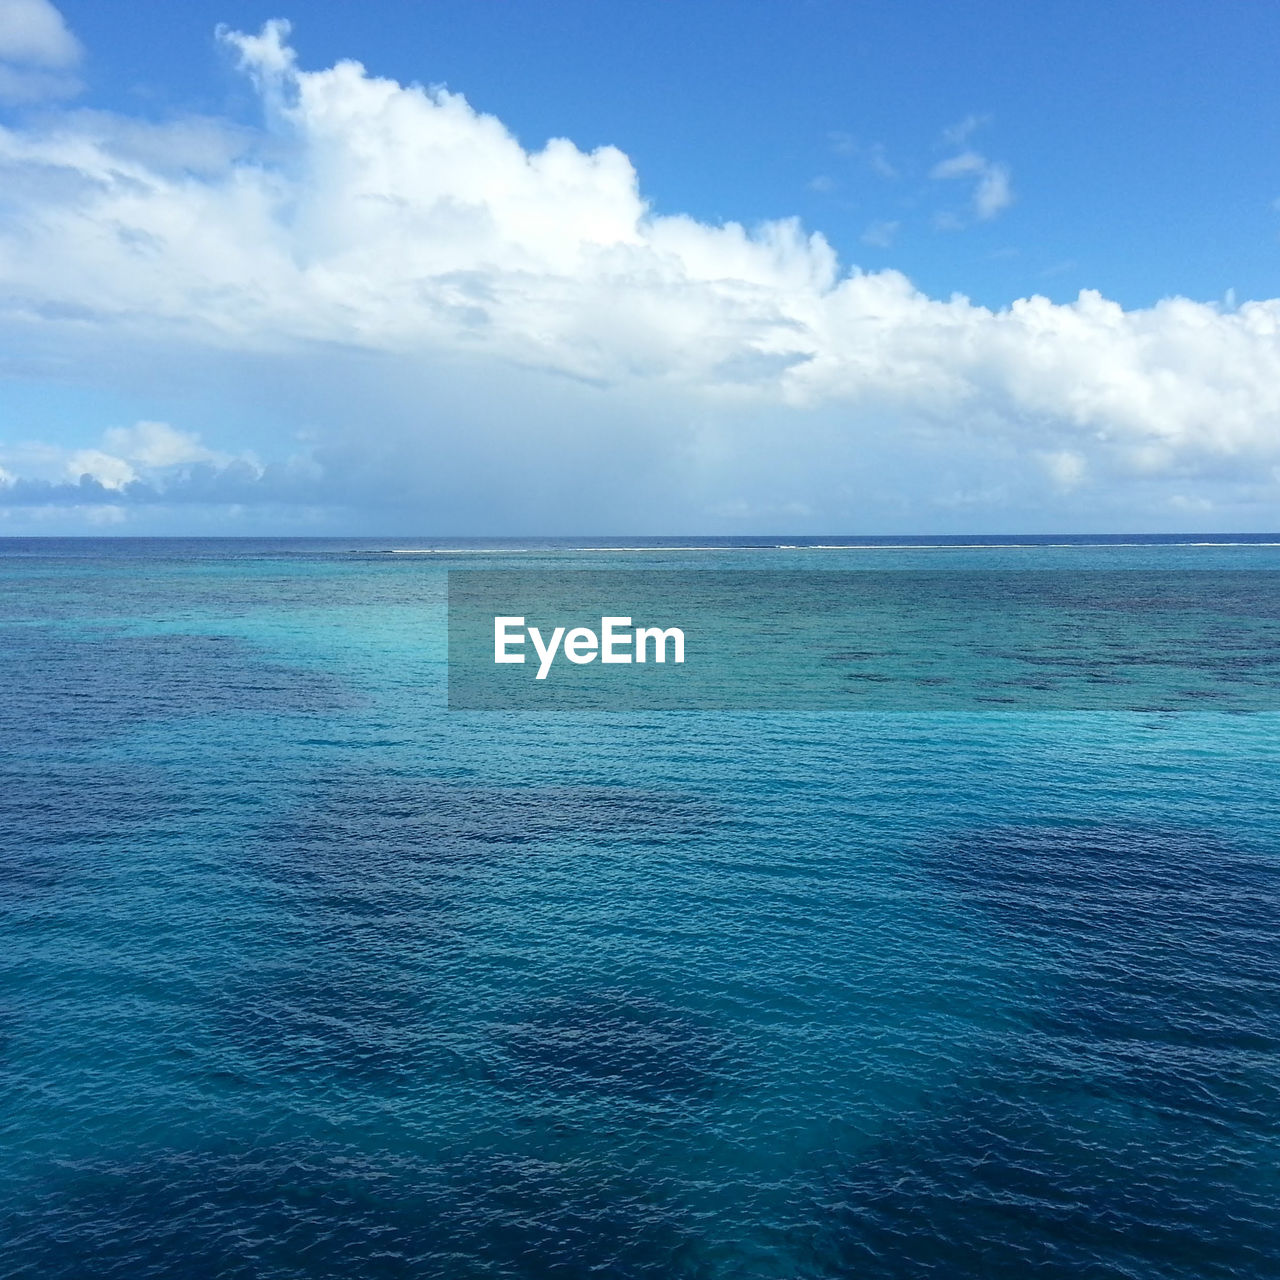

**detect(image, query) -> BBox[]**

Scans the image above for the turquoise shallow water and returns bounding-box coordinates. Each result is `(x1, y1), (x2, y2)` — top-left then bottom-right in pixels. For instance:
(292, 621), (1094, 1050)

(2, 537), (1280, 1278)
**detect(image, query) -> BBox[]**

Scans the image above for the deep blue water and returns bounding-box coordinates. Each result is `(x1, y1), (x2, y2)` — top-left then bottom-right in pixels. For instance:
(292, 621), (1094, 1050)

(3, 536), (1279, 1279)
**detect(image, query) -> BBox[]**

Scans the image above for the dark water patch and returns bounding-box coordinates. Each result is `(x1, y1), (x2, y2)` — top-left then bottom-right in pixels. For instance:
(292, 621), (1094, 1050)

(926, 822), (1280, 1056)
(211, 773), (732, 1095)
(0, 813), (64, 901)
(249, 777), (726, 887)
(433, 1148), (712, 1280)
(927, 821), (1280, 1132)
(0, 627), (357, 749)
(0, 759), (178, 865)
(3, 1144), (430, 1280)
(805, 1068), (1280, 1280)
(212, 958), (441, 1089)
(210, 777), (726, 1094)
(496, 989), (742, 1109)
(0, 1005), (18, 1073)
(794, 820), (1280, 1278)
(4, 1142), (710, 1280)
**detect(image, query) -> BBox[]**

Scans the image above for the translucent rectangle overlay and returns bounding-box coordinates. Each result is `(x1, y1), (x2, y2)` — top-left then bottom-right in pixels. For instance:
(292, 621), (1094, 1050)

(447, 570), (1280, 711)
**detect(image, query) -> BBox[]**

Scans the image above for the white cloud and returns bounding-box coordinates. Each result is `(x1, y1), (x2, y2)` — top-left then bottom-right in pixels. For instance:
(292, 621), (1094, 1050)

(0, 0), (80, 101)
(0, 63), (74, 101)
(103, 420), (229, 467)
(64, 448), (136, 489)
(0, 21), (1277, 532)
(931, 151), (987, 180)
(941, 114), (989, 147)
(860, 220), (899, 249)
(973, 163), (1013, 219)
(0, 0), (79, 67)
(1, 422), (266, 503)
(931, 149), (1014, 221)
(1041, 449), (1086, 491)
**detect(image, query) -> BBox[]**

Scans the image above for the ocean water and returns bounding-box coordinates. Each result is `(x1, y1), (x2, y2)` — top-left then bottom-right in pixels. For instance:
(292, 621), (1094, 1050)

(2, 536), (1279, 1279)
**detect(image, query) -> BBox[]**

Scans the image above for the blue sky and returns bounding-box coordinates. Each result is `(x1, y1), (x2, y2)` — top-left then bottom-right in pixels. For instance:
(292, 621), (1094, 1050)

(1, 0), (1279, 533)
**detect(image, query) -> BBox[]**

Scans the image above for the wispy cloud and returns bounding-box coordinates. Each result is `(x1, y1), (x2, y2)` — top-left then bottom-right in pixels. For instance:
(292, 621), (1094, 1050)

(860, 219), (899, 249)
(973, 163), (1013, 219)
(931, 150), (987, 180)
(931, 151), (1013, 222)
(827, 131), (898, 179)
(931, 116), (1013, 223)
(828, 130), (857, 157)
(942, 113), (989, 147)
(865, 142), (897, 180)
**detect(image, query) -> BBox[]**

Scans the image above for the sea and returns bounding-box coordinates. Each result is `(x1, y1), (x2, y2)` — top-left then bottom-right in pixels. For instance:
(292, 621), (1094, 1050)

(2, 535), (1279, 1279)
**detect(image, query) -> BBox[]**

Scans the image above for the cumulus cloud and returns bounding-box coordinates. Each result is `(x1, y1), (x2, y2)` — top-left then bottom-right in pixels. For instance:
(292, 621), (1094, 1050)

(0, 0), (80, 102)
(64, 447), (136, 489)
(0, 422), (275, 503)
(0, 0), (79, 65)
(103, 420), (231, 468)
(0, 19), (1277, 531)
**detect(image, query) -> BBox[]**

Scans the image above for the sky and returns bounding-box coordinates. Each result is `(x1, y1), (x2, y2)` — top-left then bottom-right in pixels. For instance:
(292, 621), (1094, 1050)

(0, 0), (1278, 534)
